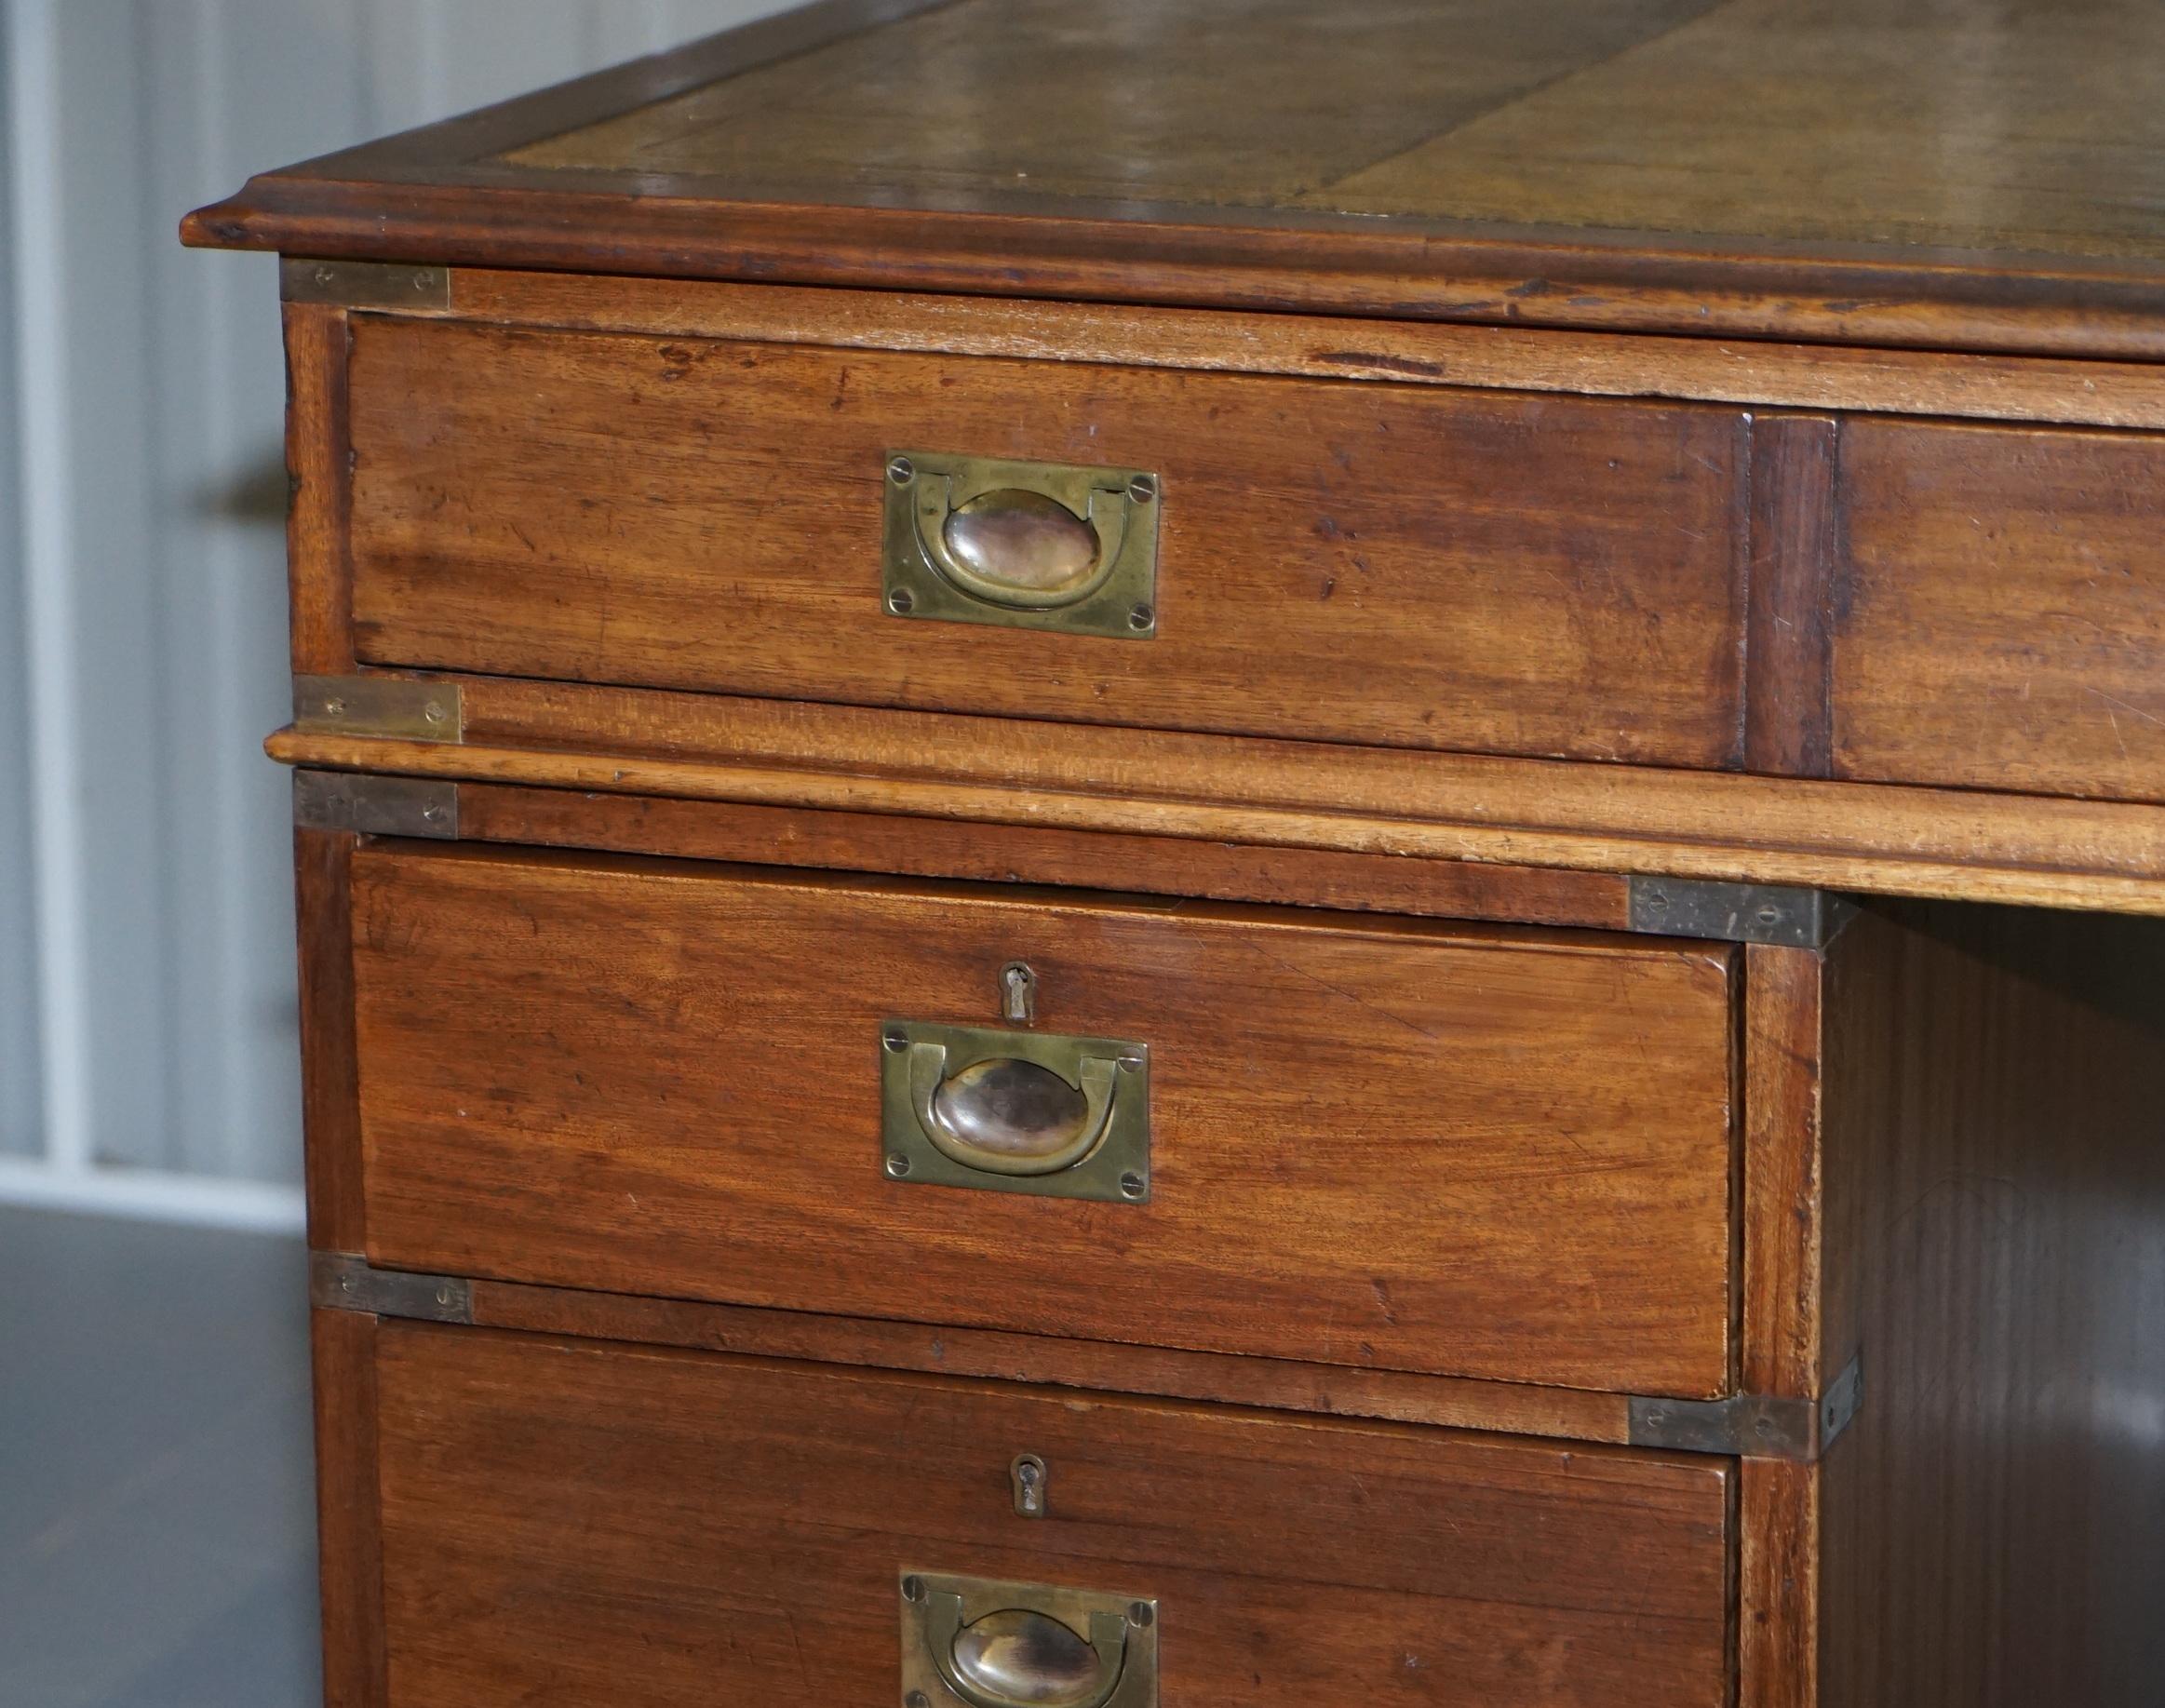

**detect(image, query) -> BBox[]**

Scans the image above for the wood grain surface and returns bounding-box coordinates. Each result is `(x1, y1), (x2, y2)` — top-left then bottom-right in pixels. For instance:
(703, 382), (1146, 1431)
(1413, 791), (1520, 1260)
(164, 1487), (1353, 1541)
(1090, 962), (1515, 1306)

(350, 844), (1738, 1396)
(310, 1308), (384, 1708)
(372, 1323), (1734, 1706)
(293, 827), (362, 1251)
(1743, 416), (1839, 778)
(1733, 944), (1830, 1708)
(468, 1277), (1638, 1446)
(345, 317), (1749, 769)
(448, 269), (2165, 434)
(451, 779), (1637, 932)
(281, 303), (355, 674)
(1811, 902), (2165, 1704)
(1740, 1456), (1820, 1708)
(1834, 418), (2165, 803)
(262, 666), (2165, 913)
(1738, 943), (1830, 1403)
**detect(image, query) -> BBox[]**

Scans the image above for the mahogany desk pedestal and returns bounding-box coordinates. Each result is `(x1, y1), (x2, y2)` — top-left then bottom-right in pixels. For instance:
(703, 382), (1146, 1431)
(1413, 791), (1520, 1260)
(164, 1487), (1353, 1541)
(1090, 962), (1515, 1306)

(187, 3), (2165, 1702)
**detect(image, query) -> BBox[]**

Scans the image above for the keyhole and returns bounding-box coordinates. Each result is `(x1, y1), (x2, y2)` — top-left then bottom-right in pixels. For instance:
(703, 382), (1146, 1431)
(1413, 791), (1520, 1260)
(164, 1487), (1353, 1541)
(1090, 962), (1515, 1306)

(1010, 1452), (1048, 1517)
(1000, 962), (1038, 1025)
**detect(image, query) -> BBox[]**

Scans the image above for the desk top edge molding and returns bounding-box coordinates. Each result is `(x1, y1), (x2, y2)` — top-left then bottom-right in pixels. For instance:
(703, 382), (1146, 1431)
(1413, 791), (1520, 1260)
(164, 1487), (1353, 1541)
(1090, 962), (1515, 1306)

(182, 0), (2165, 362)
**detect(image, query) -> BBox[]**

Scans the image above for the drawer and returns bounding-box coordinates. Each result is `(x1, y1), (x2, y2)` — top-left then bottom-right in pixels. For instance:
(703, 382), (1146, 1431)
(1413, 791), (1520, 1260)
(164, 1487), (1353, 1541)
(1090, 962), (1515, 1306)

(351, 844), (1737, 1397)
(1834, 417), (2165, 802)
(345, 318), (1748, 768)
(372, 1322), (1733, 1707)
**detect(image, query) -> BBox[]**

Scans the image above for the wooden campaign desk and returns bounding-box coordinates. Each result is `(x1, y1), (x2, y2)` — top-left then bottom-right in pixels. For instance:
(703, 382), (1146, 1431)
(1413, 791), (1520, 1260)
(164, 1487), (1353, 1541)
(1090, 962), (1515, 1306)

(187, 3), (2165, 1701)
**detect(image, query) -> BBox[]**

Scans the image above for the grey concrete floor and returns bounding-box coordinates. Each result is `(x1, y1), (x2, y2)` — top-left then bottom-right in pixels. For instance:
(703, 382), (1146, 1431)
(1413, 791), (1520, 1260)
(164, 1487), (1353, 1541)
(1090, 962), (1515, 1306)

(0, 1204), (319, 1708)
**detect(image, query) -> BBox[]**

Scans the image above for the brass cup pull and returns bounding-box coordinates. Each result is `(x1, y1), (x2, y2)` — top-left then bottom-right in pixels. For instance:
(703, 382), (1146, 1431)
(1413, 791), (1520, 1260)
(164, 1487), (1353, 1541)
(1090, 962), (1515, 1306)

(903, 1573), (1157, 1708)
(910, 1042), (1120, 1177)
(934, 1601), (1127, 1708)
(880, 1022), (1150, 1204)
(916, 483), (1128, 611)
(882, 452), (1160, 639)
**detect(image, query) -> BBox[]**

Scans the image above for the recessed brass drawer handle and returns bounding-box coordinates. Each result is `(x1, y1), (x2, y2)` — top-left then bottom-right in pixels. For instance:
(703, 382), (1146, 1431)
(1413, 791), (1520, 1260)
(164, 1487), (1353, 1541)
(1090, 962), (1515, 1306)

(920, 485), (1129, 611)
(911, 1043), (1119, 1177)
(881, 1021), (1150, 1203)
(939, 1605), (1123, 1708)
(903, 1572), (1157, 1708)
(882, 451), (1160, 639)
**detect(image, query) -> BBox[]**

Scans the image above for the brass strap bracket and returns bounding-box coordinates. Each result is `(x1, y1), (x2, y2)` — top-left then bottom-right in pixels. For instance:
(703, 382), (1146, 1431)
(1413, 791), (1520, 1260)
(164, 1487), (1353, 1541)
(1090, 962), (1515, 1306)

(280, 257), (452, 313)
(293, 770), (458, 839)
(1627, 877), (1856, 948)
(1629, 1352), (1863, 1461)
(312, 1252), (473, 1325)
(294, 673), (464, 742)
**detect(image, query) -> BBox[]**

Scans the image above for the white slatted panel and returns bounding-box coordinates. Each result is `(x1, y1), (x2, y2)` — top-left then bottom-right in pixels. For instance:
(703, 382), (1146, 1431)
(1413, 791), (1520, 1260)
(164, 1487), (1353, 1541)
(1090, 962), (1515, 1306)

(0, 6), (37, 1155)
(0, 0), (786, 1224)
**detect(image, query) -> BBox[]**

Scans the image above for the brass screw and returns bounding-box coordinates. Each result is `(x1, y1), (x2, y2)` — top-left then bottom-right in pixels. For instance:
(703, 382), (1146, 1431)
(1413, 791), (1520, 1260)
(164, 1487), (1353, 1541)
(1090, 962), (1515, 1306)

(1127, 475), (1156, 503)
(323, 697), (347, 718)
(887, 456), (915, 485)
(1127, 1602), (1154, 1628)
(423, 701), (449, 726)
(901, 1576), (924, 1603)
(908, 1694), (931, 1708)
(888, 588), (915, 615)
(882, 1030), (909, 1053)
(1127, 603), (1153, 630)
(886, 1152), (912, 1178)
(1119, 1171), (1146, 1200)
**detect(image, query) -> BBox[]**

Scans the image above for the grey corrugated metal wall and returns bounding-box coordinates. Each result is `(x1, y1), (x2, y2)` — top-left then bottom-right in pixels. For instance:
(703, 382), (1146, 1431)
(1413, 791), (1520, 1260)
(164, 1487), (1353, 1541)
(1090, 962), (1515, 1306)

(0, 0), (786, 1223)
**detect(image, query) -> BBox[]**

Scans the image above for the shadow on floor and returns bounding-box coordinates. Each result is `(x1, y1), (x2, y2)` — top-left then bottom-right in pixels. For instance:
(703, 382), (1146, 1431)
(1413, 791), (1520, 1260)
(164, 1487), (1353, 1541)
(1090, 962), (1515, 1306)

(0, 1204), (319, 1707)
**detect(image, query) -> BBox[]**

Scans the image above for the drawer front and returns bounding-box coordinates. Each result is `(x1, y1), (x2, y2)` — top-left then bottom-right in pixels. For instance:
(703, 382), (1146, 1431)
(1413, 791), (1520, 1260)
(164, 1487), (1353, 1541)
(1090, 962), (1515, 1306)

(1835, 418), (2165, 801)
(346, 319), (1748, 768)
(351, 846), (1736, 1397)
(373, 1323), (1733, 1707)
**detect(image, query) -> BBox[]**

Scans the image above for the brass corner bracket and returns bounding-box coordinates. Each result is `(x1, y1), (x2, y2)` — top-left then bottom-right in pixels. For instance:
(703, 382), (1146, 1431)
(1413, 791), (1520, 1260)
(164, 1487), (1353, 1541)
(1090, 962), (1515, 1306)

(1629, 1353), (1864, 1461)
(280, 257), (452, 313)
(1627, 877), (1856, 948)
(293, 674), (464, 742)
(311, 1252), (473, 1325)
(292, 770), (458, 839)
